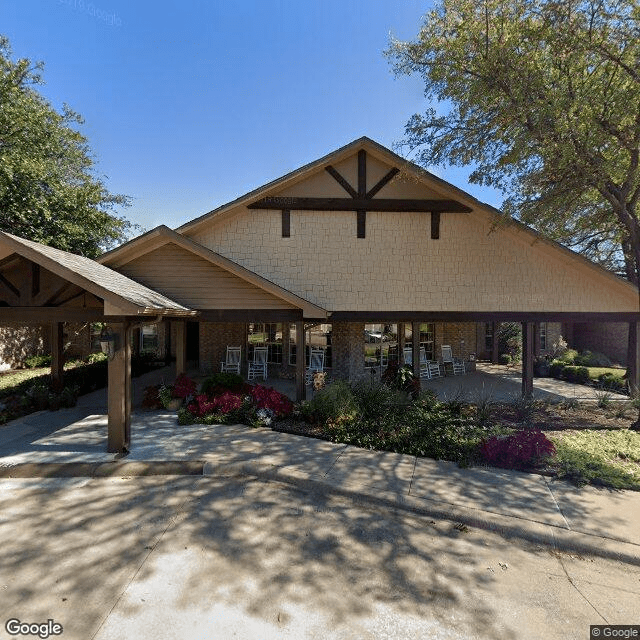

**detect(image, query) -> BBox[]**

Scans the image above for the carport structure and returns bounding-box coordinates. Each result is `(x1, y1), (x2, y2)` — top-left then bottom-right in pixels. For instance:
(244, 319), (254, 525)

(0, 231), (196, 452)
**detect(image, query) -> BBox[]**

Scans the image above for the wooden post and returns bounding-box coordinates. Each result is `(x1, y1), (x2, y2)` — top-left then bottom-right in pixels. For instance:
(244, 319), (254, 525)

(522, 322), (534, 398)
(412, 321), (420, 379)
(107, 322), (132, 453)
(132, 326), (141, 357)
(50, 322), (64, 392)
(628, 321), (639, 395)
(491, 322), (499, 364)
(163, 318), (171, 365)
(398, 322), (405, 365)
(174, 320), (186, 376)
(533, 323), (541, 357)
(295, 321), (305, 402)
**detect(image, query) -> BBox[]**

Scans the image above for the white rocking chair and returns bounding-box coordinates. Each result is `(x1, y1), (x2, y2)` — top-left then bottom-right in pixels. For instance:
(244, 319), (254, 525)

(220, 346), (241, 375)
(248, 346), (268, 380)
(305, 348), (325, 384)
(403, 346), (413, 366)
(441, 345), (465, 375)
(419, 348), (431, 379)
(427, 360), (443, 378)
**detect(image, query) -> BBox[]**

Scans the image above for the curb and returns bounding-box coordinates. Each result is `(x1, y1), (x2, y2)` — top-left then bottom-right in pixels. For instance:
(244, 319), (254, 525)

(2, 458), (638, 566)
(0, 460), (205, 478)
(202, 460), (640, 567)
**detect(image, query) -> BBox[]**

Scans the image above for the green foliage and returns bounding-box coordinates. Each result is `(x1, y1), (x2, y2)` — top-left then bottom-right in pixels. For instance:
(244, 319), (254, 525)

(558, 349), (579, 364)
(550, 430), (640, 490)
(574, 351), (612, 367)
(597, 372), (627, 394)
(23, 354), (52, 369)
(0, 36), (135, 256)
(498, 354), (511, 365)
(200, 372), (245, 395)
(387, 0), (640, 278)
(560, 365), (590, 385)
(306, 380), (359, 425)
(86, 352), (107, 364)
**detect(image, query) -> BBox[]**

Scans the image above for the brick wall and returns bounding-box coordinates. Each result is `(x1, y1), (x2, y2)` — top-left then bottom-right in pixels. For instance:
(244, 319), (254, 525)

(64, 323), (92, 360)
(199, 322), (247, 374)
(435, 322), (477, 361)
(570, 322), (628, 366)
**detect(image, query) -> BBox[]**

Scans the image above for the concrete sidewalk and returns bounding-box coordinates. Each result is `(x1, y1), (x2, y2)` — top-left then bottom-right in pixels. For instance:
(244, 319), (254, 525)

(1, 408), (639, 565)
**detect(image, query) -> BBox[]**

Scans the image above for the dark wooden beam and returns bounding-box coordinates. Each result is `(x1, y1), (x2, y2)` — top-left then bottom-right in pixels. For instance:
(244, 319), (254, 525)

(0, 308), (105, 322)
(31, 263), (40, 298)
(329, 310), (640, 323)
(0, 253), (21, 270)
(522, 322), (534, 398)
(412, 321), (420, 379)
(281, 209), (290, 238)
(357, 210), (366, 239)
(491, 321), (500, 363)
(358, 150), (367, 197)
(0, 273), (19, 297)
(198, 309), (304, 322)
(366, 167), (400, 199)
(174, 320), (186, 376)
(50, 322), (64, 392)
(431, 212), (441, 239)
(248, 197), (472, 213)
(107, 322), (131, 453)
(325, 165), (357, 198)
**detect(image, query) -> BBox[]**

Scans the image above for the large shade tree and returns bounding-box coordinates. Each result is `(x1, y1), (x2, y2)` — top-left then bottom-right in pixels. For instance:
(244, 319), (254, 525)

(0, 36), (135, 257)
(387, 0), (640, 390)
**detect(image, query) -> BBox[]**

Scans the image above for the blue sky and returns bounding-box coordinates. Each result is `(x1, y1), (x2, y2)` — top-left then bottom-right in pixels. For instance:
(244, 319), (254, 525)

(3, 0), (502, 233)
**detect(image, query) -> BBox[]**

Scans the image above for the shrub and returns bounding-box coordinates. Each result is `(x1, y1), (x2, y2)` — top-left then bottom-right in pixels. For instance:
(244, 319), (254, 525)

(200, 372), (245, 395)
(249, 385), (293, 417)
(558, 348), (579, 364)
(549, 360), (564, 378)
(381, 364), (420, 397)
(560, 365), (589, 384)
(86, 352), (107, 364)
(23, 354), (52, 369)
(142, 385), (164, 409)
(481, 430), (556, 470)
(307, 380), (358, 425)
(574, 350), (611, 367)
(351, 380), (410, 422)
(598, 373), (627, 394)
(172, 374), (197, 399)
(498, 354), (511, 365)
(498, 322), (521, 363)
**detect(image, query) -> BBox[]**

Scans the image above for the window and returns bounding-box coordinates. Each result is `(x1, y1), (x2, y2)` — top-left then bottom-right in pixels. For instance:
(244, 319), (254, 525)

(248, 323), (283, 364)
(539, 323), (547, 351)
(141, 325), (158, 352)
(289, 324), (332, 368)
(419, 323), (435, 361)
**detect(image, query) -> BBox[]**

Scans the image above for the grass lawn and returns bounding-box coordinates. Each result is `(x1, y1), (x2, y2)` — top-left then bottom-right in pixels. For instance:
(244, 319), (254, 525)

(586, 366), (626, 381)
(548, 428), (640, 490)
(0, 367), (49, 393)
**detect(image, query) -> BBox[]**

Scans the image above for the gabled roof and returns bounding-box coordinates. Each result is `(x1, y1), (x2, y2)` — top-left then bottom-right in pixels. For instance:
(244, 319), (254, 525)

(173, 136), (637, 297)
(99, 225), (328, 318)
(0, 232), (194, 316)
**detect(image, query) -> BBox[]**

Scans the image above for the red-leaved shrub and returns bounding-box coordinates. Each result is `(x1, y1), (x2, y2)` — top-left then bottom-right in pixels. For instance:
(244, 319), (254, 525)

(481, 430), (556, 470)
(250, 385), (293, 417)
(172, 374), (197, 399)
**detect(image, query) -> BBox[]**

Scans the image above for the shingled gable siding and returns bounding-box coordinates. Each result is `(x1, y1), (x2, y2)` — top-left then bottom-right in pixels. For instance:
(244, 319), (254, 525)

(189, 205), (632, 314)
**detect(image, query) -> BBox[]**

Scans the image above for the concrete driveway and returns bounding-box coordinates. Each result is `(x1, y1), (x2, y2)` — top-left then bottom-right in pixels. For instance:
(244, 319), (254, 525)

(0, 474), (638, 640)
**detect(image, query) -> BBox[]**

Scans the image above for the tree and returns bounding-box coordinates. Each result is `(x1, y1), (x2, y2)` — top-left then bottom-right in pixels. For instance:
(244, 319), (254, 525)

(387, 0), (640, 393)
(0, 36), (135, 257)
